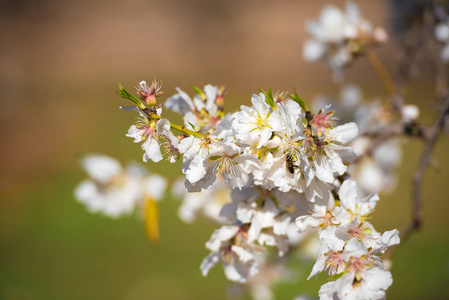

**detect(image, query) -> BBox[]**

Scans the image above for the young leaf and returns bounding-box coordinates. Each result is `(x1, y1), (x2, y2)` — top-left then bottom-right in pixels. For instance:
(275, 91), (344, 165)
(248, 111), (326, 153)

(117, 82), (146, 109)
(258, 87), (275, 108)
(187, 121), (198, 131)
(290, 88), (309, 112)
(191, 85), (206, 101)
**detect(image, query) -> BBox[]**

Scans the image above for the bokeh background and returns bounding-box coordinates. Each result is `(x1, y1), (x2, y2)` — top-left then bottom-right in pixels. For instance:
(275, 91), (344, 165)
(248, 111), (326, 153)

(1, 0), (449, 299)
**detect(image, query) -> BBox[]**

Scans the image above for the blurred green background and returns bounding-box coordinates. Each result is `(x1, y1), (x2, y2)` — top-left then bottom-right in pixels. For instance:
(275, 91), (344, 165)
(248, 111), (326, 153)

(1, 0), (448, 299)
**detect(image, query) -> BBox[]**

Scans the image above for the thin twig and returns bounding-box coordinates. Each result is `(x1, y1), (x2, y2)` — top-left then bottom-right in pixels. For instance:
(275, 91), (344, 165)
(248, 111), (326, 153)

(365, 48), (396, 97)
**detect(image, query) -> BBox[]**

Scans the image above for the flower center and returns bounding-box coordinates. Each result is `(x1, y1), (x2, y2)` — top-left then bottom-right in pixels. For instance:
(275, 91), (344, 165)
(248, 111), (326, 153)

(213, 156), (237, 180)
(324, 251), (345, 276)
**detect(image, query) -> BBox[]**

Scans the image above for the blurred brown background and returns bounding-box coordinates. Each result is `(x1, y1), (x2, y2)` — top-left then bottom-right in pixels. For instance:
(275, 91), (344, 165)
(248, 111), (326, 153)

(1, 0), (448, 299)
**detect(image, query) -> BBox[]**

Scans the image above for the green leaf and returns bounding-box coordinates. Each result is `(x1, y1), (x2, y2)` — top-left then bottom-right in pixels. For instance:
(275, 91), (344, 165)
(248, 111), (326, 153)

(290, 88), (309, 112)
(331, 272), (345, 280)
(191, 85), (206, 101)
(117, 83), (146, 109)
(258, 87), (275, 108)
(187, 121), (198, 131)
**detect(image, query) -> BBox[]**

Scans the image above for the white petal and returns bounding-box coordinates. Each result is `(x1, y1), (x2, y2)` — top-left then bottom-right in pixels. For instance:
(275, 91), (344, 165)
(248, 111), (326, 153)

(126, 125), (144, 143)
(81, 155), (122, 183)
(303, 40), (326, 61)
(375, 229), (400, 253)
(330, 122), (359, 144)
(318, 281), (337, 300)
(165, 87), (194, 114)
(364, 268), (393, 295)
(343, 238), (367, 258)
(267, 110), (283, 132)
(200, 252), (219, 276)
(204, 84), (218, 115)
(231, 245), (254, 263)
(142, 137), (163, 163)
(205, 226), (239, 251)
(338, 179), (358, 212)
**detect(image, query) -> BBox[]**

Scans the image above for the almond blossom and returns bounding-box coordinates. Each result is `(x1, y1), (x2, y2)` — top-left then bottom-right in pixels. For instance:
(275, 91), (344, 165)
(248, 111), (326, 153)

(303, 1), (388, 77)
(233, 93), (283, 148)
(200, 225), (260, 283)
(165, 84), (225, 132)
(318, 233), (399, 300)
(75, 155), (166, 217)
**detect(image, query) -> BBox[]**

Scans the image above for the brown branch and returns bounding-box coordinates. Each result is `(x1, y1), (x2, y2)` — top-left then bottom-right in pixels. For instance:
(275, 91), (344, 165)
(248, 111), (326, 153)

(401, 93), (449, 240)
(383, 92), (449, 261)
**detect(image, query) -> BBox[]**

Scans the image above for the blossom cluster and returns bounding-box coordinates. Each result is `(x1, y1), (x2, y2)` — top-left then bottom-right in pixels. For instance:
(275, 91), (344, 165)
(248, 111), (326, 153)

(303, 1), (387, 77)
(107, 78), (399, 299)
(312, 84), (419, 194)
(75, 154), (167, 242)
(296, 179), (399, 299)
(75, 154), (166, 218)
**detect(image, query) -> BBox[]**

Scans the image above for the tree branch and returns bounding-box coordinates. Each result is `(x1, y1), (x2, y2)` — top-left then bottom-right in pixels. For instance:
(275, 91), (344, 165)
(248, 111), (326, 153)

(383, 92), (449, 262)
(400, 93), (449, 241)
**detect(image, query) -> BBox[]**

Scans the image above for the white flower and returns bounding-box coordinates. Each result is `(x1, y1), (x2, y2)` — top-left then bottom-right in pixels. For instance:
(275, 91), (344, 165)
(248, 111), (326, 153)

(234, 93), (283, 148)
(201, 225), (259, 283)
(221, 187), (297, 256)
(304, 2), (387, 76)
(318, 236), (399, 300)
(79, 155), (122, 184)
(319, 267), (392, 300)
(237, 199), (278, 240)
(178, 135), (218, 189)
(304, 121), (358, 184)
(126, 118), (171, 163)
(303, 3), (353, 75)
(308, 242), (346, 280)
(209, 142), (261, 189)
(338, 179), (379, 221)
(75, 156), (141, 217)
(262, 100), (308, 192)
(295, 196), (351, 234)
(122, 105), (171, 163)
(75, 155), (167, 218)
(333, 220), (381, 250)
(180, 134), (262, 191)
(165, 85), (224, 132)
